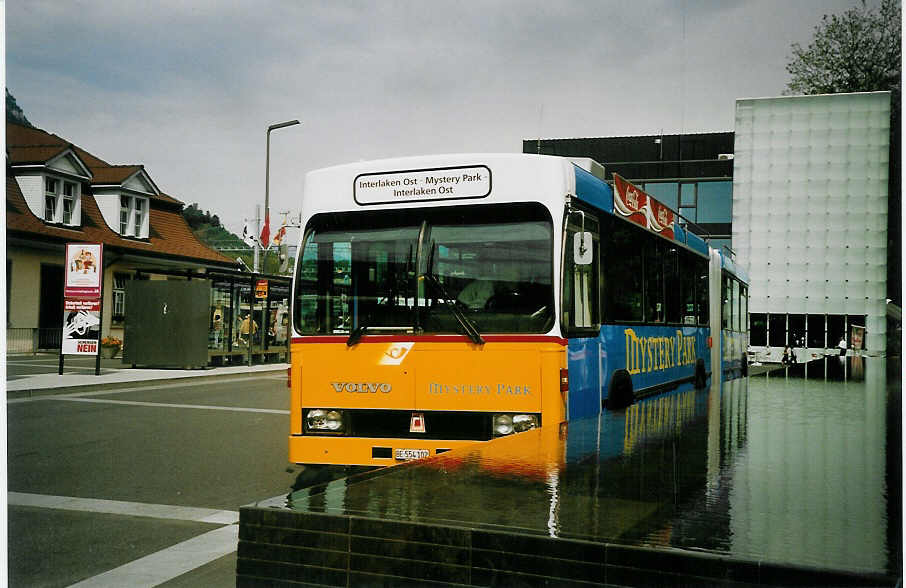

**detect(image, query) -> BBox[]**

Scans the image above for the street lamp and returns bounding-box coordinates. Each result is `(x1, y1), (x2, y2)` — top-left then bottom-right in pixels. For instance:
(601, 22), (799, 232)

(256, 119), (301, 273)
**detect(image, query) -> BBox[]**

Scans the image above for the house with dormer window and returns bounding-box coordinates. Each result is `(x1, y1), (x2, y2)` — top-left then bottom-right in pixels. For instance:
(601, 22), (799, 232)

(6, 121), (237, 350)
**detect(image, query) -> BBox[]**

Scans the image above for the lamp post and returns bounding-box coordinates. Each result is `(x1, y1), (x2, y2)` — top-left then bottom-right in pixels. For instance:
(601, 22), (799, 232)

(257, 119), (300, 273)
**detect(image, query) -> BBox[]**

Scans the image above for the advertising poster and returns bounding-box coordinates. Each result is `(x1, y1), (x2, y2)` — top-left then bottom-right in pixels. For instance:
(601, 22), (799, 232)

(62, 299), (101, 355)
(850, 325), (865, 351)
(64, 243), (103, 299)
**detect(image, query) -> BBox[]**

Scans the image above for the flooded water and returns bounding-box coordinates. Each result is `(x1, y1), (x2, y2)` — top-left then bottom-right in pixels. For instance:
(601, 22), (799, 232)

(282, 358), (900, 577)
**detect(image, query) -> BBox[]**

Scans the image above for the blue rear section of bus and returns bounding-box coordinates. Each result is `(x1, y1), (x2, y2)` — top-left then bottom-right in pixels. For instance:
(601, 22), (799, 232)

(567, 164), (715, 421)
(567, 326), (711, 420)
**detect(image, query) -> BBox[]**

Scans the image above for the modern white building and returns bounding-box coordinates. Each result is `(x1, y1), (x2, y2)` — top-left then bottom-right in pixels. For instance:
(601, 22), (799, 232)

(733, 92), (891, 357)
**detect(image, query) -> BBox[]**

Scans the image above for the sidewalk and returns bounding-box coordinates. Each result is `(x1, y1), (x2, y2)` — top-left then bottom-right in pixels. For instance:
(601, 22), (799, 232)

(6, 353), (289, 398)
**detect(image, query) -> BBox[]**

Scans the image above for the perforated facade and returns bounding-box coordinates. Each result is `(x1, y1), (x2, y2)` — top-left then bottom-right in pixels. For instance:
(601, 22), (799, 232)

(733, 92), (891, 355)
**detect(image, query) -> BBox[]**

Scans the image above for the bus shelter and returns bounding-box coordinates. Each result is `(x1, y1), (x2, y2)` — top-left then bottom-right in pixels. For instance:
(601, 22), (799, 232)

(129, 268), (291, 367)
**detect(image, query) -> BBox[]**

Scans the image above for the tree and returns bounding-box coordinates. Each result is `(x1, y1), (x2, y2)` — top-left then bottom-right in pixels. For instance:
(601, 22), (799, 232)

(785, 0), (900, 97)
(785, 0), (902, 308)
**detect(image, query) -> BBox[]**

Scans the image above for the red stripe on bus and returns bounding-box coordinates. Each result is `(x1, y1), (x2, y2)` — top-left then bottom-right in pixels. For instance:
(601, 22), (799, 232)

(291, 335), (567, 345)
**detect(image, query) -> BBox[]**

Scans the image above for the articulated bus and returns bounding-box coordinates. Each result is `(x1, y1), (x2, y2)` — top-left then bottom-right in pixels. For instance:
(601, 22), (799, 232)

(289, 154), (748, 467)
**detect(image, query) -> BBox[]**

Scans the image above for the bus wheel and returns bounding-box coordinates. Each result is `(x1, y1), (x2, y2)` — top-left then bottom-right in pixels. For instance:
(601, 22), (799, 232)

(694, 359), (707, 388)
(740, 354), (748, 377)
(607, 370), (634, 410)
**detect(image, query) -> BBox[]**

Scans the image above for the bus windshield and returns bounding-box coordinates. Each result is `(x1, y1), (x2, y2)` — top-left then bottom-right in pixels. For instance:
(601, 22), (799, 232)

(293, 203), (554, 336)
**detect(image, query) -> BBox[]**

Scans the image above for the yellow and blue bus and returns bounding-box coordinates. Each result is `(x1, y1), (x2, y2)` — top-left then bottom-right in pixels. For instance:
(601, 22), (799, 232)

(289, 154), (747, 467)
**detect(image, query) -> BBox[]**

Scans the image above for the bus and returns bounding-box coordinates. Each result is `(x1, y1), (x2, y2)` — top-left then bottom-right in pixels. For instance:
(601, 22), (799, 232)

(712, 247), (749, 379)
(289, 153), (747, 467)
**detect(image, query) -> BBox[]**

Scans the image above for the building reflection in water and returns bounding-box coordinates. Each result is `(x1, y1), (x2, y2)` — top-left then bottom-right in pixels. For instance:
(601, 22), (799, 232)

(284, 358), (898, 576)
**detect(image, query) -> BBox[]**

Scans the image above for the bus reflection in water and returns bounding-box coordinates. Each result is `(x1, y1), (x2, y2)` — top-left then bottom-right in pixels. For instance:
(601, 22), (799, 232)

(288, 154), (749, 469)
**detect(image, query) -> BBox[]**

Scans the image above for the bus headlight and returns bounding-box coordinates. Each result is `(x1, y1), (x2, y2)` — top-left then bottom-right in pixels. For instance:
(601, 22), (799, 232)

(493, 414), (513, 436)
(512, 414), (539, 432)
(306, 409), (345, 432)
(493, 413), (539, 436)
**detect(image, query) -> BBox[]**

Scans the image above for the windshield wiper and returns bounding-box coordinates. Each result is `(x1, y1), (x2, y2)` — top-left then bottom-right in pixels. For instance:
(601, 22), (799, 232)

(421, 272), (485, 345)
(346, 322), (368, 347)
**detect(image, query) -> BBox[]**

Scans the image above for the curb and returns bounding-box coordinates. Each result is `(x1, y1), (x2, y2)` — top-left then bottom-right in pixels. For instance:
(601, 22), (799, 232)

(7, 366), (288, 400)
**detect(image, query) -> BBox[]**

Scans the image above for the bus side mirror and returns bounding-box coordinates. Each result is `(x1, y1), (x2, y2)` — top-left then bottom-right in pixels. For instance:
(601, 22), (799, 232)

(574, 232), (593, 265)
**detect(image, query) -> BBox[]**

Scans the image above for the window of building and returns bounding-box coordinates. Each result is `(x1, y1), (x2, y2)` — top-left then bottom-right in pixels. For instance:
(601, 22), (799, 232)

(788, 314), (805, 347)
(118, 195), (150, 237)
(750, 313), (767, 346)
(680, 183), (696, 207)
(768, 314), (786, 347)
(643, 182), (678, 210)
(112, 273), (131, 321)
(696, 181), (733, 224)
(827, 315), (846, 347)
(44, 178), (58, 221)
(120, 196), (131, 234)
(61, 182), (77, 225)
(807, 314), (825, 348)
(134, 198), (145, 235)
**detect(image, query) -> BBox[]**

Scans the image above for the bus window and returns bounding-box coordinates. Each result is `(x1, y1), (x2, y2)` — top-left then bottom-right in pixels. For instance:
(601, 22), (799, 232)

(293, 204), (554, 337)
(664, 247), (681, 324)
(563, 212), (599, 331)
(426, 210), (554, 333)
(732, 279), (741, 332)
(644, 240), (664, 323)
(680, 251), (697, 325)
(740, 285), (748, 333)
(603, 219), (643, 322)
(696, 259), (709, 326)
(295, 234), (320, 333)
(722, 275), (732, 330)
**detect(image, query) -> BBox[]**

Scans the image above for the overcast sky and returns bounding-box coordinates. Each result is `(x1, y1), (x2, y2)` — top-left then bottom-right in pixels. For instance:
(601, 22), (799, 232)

(6, 0), (877, 243)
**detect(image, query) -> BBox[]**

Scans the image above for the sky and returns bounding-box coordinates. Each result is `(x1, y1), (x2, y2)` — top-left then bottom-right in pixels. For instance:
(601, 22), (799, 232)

(5, 0), (878, 246)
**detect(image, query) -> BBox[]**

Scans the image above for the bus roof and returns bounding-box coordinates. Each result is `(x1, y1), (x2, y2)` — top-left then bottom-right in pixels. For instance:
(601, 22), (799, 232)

(719, 250), (750, 284)
(572, 162), (710, 258)
(301, 153), (711, 258)
(302, 153), (576, 216)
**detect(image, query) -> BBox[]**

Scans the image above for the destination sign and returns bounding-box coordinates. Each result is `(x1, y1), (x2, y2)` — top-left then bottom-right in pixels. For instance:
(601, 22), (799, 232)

(354, 165), (491, 205)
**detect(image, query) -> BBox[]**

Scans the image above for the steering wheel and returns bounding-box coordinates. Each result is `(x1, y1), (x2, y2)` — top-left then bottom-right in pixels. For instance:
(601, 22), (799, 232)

(484, 290), (521, 311)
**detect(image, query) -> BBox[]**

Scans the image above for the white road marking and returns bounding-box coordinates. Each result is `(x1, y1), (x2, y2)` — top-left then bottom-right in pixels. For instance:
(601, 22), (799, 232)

(10, 492), (290, 587)
(55, 397), (289, 414)
(67, 524), (239, 588)
(8, 492), (239, 524)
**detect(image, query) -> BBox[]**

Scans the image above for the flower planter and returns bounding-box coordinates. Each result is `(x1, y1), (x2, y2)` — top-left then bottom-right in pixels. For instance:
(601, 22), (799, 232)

(100, 345), (121, 359)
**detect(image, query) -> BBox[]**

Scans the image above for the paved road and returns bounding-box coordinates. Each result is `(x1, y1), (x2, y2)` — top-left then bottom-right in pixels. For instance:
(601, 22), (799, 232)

(6, 364), (337, 587)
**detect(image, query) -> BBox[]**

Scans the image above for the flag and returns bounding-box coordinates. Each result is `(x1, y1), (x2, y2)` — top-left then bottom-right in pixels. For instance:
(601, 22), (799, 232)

(272, 223), (287, 247)
(242, 221), (258, 247)
(242, 221), (257, 247)
(260, 211), (271, 250)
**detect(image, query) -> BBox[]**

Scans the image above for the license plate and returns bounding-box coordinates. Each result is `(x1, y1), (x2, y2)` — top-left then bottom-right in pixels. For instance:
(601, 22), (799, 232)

(394, 448), (429, 461)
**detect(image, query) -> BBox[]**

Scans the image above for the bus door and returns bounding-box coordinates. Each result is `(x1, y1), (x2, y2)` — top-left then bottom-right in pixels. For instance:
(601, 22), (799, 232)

(563, 208), (602, 420)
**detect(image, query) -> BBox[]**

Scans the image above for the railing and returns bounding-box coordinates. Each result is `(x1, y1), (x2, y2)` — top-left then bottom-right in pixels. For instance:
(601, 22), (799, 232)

(7, 328), (61, 354)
